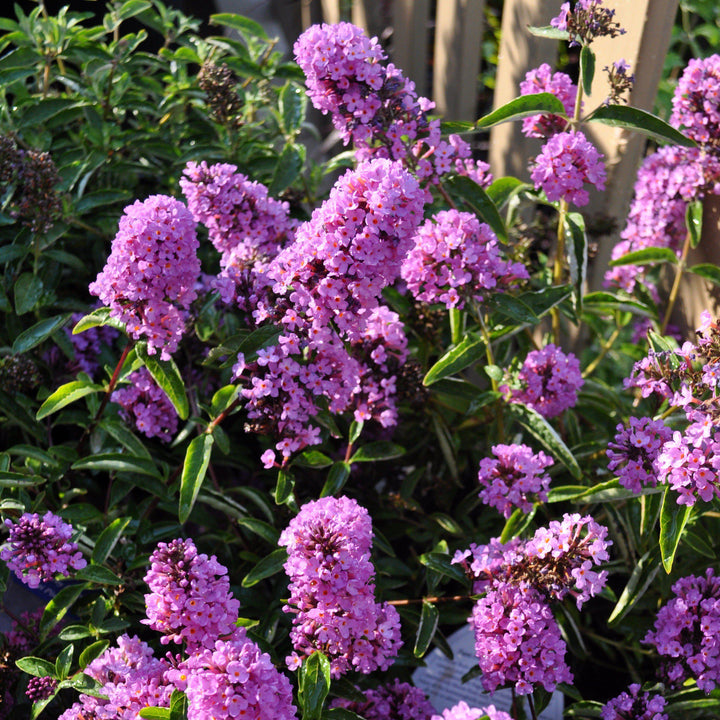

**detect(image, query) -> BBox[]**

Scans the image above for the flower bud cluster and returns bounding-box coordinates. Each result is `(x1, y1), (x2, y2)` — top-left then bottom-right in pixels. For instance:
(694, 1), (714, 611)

(1, 511), (86, 588)
(550, 0), (626, 47)
(279, 496), (402, 678)
(601, 684), (668, 720)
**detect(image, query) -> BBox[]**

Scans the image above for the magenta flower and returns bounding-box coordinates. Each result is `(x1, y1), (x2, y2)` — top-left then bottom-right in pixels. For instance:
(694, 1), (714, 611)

(519, 64), (577, 137)
(507, 343), (584, 418)
(433, 702), (511, 720)
(471, 582), (573, 695)
(401, 210), (528, 310)
(112, 367), (178, 442)
(143, 538), (240, 651)
(607, 417), (673, 493)
(530, 130), (606, 206)
(671, 55), (720, 145)
(25, 676), (57, 702)
(644, 569), (720, 692)
(601, 684), (668, 720)
(89, 195), (200, 360)
(279, 496), (402, 677)
(477, 443), (553, 518)
(331, 679), (435, 720)
(1, 511), (86, 588)
(169, 636), (297, 720)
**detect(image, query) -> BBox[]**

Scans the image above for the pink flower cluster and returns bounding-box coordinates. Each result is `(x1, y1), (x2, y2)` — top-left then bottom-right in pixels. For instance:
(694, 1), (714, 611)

(143, 537), (240, 651)
(112, 367), (178, 442)
(180, 161), (296, 308)
(519, 64), (577, 138)
(59, 634), (173, 720)
(601, 684), (668, 720)
(400, 210), (528, 310)
(644, 568), (720, 693)
(671, 55), (720, 145)
(169, 636), (296, 720)
(477, 443), (554, 518)
(506, 343), (584, 418)
(453, 513), (610, 695)
(331, 679), (435, 720)
(89, 195), (200, 359)
(278, 496), (402, 677)
(1, 511), (86, 588)
(294, 22), (489, 184)
(606, 417), (673, 493)
(432, 702), (511, 720)
(530, 130), (606, 206)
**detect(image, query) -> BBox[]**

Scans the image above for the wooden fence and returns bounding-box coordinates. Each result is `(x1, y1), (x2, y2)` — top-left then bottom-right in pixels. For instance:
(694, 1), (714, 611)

(289, 0), (692, 298)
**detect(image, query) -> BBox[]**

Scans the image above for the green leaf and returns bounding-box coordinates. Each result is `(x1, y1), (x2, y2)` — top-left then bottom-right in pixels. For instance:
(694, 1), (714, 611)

(136, 343), (189, 420)
(37, 379), (104, 420)
(72, 453), (161, 478)
(320, 461), (351, 497)
(169, 689), (188, 720)
(507, 404), (582, 479)
(72, 307), (126, 334)
(659, 485), (692, 573)
(500, 506), (537, 542)
(41, 584), (85, 638)
(447, 175), (507, 241)
(210, 12), (268, 39)
(15, 656), (56, 677)
(414, 601), (439, 658)
(269, 143), (304, 195)
(92, 516), (131, 564)
(493, 294), (537, 324)
(75, 190), (131, 214)
(12, 314), (72, 354)
(299, 651), (331, 720)
(18, 99), (83, 130)
(608, 246), (678, 267)
(138, 709), (171, 720)
(235, 517), (279, 545)
(423, 332), (485, 385)
(55, 645), (74, 680)
(279, 82), (306, 134)
(580, 45), (595, 95)
(117, 0), (152, 21)
(607, 549), (661, 626)
(586, 104), (696, 147)
(59, 625), (93, 642)
(75, 564), (123, 585)
(348, 419), (364, 444)
(689, 263), (720, 286)
(486, 177), (528, 208)
(0, 471), (44, 488)
(179, 434), (214, 524)
(294, 450), (334, 469)
(241, 547), (287, 588)
(274, 469), (295, 505)
(323, 709), (366, 720)
(14, 273), (44, 315)
(566, 212), (587, 313)
(686, 200), (703, 248)
(210, 385), (240, 416)
(526, 25), (570, 40)
(439, 120), (475, 134)
(419, 552), (469, 586)
(476, 92), (566, 129)
(349, 441), (405, 463)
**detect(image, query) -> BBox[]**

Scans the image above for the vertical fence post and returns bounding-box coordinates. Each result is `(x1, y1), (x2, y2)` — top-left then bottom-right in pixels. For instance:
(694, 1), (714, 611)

(391, 0), (431, 98)
(432, 0), (486, 121)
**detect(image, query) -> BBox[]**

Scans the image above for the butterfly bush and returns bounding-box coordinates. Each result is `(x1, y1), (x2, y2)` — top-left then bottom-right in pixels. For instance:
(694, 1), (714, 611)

(331, 679), (435, 720)
(644, 569), (720, 692)
(601, 684), (668, 720)
(505, 343), (584, 418)
(401, 210), (528, 310)
(89, 195), (200, 359)
(143, 537), (240, 651)
(279, 496), (402, 677)
(112, 367), (178, 442)
(0, 511), (86, 588)
(432, 703), (512, 720)
(293, 22), (488, 184)
(671, 55), (720, 145)
(519, 64), (577, 138)
(550, 0), (626, 46)
(477, 443), (554, 518)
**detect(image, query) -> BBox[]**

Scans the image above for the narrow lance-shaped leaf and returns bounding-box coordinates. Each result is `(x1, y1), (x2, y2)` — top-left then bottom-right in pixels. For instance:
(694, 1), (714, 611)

(566, 212), (587, 314)
(241, 547), (287, 588)
(179, 434), (214, 524)
(446, 175), (508, 242)
(659, 485), (692, 573)
(586, 104), (696, 147)
(36, 380), (105, 420)
(92, 516), (131, 564)
(12, 314), (72, 354)
(423, 332), (485, 385)
(608, 246), (678, 267)
(414, 601), (440, 658)
(686, 199), (703, 248)
(299, 651), (331, 720)
(580, 45), (595, 95)
(607, 549), (661, 626)
(475, 93), (566, 129)
(689, 263), (720, 286)
(136, 343), (189, 420)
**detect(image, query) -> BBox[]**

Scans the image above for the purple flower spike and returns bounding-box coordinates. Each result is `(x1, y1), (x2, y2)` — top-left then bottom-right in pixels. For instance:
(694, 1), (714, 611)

(601, 684), (668, 720)
(1, 511), (86, 588)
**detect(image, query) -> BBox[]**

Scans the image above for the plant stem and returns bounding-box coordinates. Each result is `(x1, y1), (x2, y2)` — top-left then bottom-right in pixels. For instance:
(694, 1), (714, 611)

(582, 324), (622, 378)
(527, 694), (539, 720)
(387, 594), (470, 607)
(661, 230), (692, 334)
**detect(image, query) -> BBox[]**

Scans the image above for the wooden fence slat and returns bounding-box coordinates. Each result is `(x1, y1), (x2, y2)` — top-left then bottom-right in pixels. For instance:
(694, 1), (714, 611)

(391, 0), (431, 98)
(432, 0), (485, 121)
